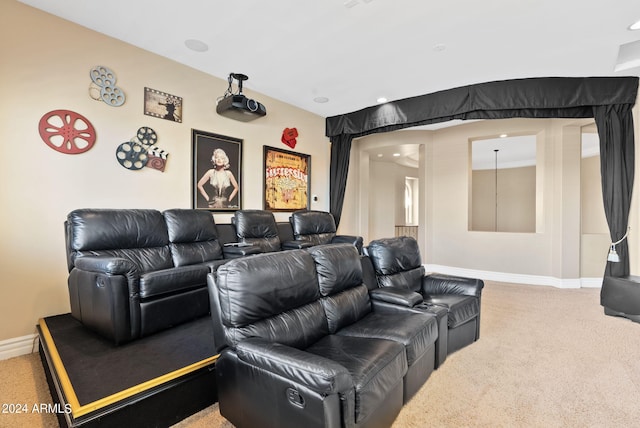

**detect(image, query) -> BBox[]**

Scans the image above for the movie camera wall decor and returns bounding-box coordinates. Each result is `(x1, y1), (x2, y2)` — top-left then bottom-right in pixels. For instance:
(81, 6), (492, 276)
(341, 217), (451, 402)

(116, 126), (169, 172)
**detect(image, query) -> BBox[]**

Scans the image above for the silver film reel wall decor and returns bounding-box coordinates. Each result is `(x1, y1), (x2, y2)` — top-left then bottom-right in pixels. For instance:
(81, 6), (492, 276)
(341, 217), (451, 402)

(89, 65), (126, 107)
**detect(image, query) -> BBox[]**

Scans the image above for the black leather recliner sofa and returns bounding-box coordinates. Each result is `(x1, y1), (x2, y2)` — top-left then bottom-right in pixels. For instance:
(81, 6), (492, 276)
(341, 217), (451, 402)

(208, 244), (439, 428)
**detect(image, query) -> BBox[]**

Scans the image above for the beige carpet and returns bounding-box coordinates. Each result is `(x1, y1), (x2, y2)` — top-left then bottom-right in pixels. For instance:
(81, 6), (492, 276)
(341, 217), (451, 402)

(2, 281), (640, 428)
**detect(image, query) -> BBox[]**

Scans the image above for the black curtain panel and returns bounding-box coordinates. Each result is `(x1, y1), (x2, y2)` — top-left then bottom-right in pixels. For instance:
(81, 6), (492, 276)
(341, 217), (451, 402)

(326, 76), (638, 275)
(329, 133), (353, 227)
(594, 104), (635, 277)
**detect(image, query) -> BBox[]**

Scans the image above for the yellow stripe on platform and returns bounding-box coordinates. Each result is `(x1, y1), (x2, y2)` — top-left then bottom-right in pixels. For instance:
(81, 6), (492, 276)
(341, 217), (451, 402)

(38, 318), (218, 418)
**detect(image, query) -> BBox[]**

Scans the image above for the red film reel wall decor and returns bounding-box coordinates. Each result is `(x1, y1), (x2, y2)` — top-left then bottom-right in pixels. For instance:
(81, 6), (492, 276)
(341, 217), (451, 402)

(38, 109), (97, 154)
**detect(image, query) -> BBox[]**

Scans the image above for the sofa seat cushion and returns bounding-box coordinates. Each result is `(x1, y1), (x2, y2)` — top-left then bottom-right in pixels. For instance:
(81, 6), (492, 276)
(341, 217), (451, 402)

(244, 236), (281, 253)
(423, 294), (479, 329)
(306, 335), (406, 424)
(221, 244), (262, 259)
(139, 264), (209, 299)
(337, 312), (438, 366)
(300, 232), (335, 246)
(169, 241), (223, 267)
(281, 240), (314, 250)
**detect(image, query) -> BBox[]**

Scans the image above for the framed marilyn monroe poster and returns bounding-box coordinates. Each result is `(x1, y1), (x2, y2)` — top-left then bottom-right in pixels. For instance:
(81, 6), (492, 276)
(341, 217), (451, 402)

(192, 129), (242, 211)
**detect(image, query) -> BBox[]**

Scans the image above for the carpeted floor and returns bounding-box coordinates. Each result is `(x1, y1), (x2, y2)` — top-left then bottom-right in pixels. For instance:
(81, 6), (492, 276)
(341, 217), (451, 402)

(1, 281), (639, 428)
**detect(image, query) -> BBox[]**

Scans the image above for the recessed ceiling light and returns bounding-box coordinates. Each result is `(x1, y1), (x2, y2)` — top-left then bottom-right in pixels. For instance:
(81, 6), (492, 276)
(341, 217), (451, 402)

(615, 39), (640, 71)
(629, 19), (640, 30)
(500, 134), (508, 138)
(184, 39), (209, 52)
(377, 97), (388, 103)
(314, 96), (329, 103)
(393, 153), (401, 157)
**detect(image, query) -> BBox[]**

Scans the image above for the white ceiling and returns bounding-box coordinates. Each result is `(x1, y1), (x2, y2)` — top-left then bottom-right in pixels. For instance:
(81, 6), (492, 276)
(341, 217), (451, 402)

(18, 0), (640, 119)
(17, 0), (635, 168)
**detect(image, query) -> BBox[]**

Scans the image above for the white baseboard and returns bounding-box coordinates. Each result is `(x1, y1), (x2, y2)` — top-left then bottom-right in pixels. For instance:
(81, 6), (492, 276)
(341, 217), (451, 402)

(0, 334), (39, 361)
(580, 278), (604, 288)
(424, 264), (603, 289)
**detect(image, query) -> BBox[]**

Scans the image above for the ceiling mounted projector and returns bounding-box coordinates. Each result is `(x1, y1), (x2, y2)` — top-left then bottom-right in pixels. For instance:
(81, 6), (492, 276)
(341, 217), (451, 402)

(216, 73), (267, 122)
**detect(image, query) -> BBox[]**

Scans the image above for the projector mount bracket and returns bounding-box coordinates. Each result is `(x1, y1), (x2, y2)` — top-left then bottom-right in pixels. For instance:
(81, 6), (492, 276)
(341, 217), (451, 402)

(223, 73), (249, 98)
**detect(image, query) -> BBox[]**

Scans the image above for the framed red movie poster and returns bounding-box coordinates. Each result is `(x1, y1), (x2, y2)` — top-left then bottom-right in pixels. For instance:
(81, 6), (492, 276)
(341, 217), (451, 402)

(263, 145), (310, 211)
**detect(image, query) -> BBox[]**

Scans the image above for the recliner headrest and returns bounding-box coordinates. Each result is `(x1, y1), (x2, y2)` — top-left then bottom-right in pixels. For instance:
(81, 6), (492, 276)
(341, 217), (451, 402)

(366, 236), (422, 275)
(308, 244), (362, 296)
(290, 210), (337, 235)
(67, 208), (168, 251)
(163, 209), (219, 243)
(214, 250), (320, 327)
(233, 210), (278, 238)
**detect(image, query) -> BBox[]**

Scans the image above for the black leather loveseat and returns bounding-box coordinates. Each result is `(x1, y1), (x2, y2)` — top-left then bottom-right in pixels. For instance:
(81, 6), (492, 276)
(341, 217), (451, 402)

(208, 244), (439, 428)
(65, 208), (262, 344)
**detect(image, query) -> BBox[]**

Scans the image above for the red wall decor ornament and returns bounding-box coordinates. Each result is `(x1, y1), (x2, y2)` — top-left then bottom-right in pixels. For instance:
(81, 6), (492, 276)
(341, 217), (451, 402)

(281, 127), (298, 149)
(38, 109), (96, 154)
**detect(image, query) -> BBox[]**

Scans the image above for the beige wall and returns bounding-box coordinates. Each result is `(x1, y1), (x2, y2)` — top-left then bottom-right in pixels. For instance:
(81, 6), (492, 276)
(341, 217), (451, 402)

(352, 131), (429, 243)
(395, 165), (419, 226)
(368, 160), (396, 239)
(0, 1), (330, 341)
(471, 166), (536, 232)
(581, 152), (609, 277)
(366, 161), (419, 239)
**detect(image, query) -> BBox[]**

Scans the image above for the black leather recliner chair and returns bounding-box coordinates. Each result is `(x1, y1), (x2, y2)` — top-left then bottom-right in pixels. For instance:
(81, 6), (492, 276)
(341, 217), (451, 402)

(365, 236), (484, 355)
(360, 254), (449, 369)
(290, 209), (364, 254)
(208, 244), (438, 428)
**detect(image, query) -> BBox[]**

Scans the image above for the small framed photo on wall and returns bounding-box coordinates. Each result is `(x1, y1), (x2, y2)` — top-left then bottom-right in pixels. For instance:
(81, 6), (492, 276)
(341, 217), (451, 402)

(263, 145), (311, 211)
(144, 87), (183, 122)
(192, 129), (242, 211)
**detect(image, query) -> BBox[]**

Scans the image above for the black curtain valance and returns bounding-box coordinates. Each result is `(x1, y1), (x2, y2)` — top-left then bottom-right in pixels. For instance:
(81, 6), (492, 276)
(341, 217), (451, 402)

(325, 76), (638, 279)
(326, 77), (638, 137)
